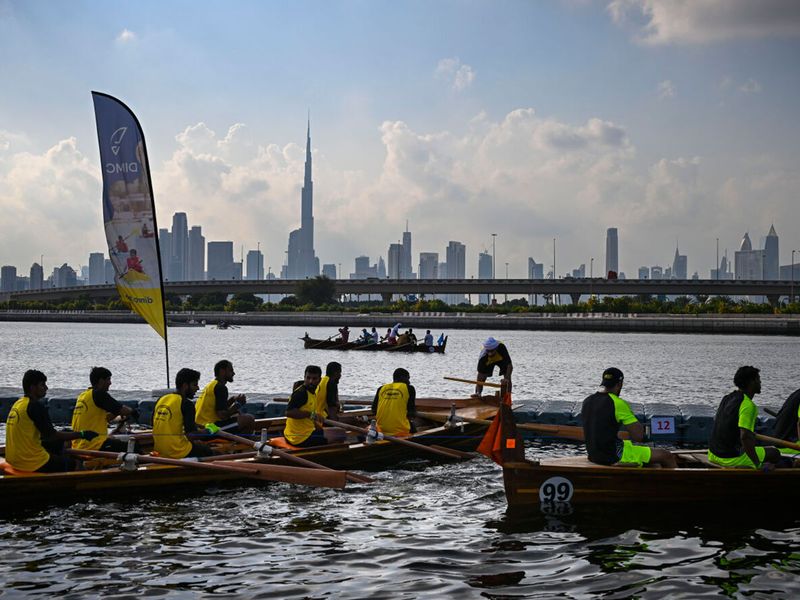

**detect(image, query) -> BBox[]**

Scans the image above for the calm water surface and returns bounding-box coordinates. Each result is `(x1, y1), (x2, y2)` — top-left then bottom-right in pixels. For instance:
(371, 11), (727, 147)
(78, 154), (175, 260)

(1, 323), (799, 597)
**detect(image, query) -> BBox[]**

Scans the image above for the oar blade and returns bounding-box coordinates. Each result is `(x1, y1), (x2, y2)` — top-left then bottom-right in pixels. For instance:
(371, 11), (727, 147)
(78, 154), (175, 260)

(213, 461), (347, 489)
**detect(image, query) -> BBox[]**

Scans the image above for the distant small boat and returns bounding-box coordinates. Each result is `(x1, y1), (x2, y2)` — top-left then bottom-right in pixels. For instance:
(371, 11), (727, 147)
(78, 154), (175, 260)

(168, 319), (206, 328)
(302, 334), (447, 353)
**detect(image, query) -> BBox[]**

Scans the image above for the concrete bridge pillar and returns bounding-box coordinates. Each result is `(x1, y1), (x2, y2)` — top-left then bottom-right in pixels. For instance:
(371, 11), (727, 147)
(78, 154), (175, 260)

(382, 293), (393, 303)
(570, 293), (581, 305)
(766, 294), (780, 307)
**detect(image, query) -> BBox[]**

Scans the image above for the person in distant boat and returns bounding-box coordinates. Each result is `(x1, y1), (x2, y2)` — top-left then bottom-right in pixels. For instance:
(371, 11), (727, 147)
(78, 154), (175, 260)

(140, 223), (154, 238)
(708, 366), (781, 469)
(582, 368), (677, 468)
(472, 337), (513, 397)
(370, 327), (380, 344)
(114, 235), (129, 254)
(284, 365), (345, 447)
(396, 331), (409, 346)
(338, 326), (350, 343)
(372, 368), (417, 437)
(126, 248), (144, 273)
(381, 328), (394, 344)
(71, 367), (140, 453)
(5, 370), (99, 472)
(355, 328), (370, 345)
(194, 360), (255, 434)
(153, 368), (214, 459)
(315, 362), (343, 423)
(423, 330), (434, 351)
(437, 333), (446, 347)
(406, 328), (417, 345)
(772, 387), (800, 453)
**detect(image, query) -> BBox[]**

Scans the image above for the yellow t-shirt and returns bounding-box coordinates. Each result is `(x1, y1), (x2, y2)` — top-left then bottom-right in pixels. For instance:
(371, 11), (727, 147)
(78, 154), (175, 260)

(6, 397), (51, 471)
(153, 393), (193, 459)
(375, 382), (411, 436)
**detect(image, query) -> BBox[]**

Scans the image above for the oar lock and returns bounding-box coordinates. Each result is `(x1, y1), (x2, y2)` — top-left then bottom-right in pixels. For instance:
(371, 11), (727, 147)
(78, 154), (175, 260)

(116, 451), (139, 472)
(444, 405), (465, 432)
(253, 441), (273, 458)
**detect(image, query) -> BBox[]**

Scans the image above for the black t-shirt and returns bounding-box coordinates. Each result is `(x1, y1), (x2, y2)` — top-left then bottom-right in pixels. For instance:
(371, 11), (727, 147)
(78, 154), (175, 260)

(773, 388), (800, 441)
(93, 389), (123, 415)
(214, 380), (229, 412)
(709, 391), (748, 458)
(477, 343), (512, 376)
(26, 398), (56, 438)
(326, 380), (339, 408)
(581, 392), (625, 465)
(181, 396), (198, 433)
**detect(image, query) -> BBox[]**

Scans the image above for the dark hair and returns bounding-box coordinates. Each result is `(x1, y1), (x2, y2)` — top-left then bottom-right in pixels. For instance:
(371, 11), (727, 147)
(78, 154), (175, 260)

(393, 368), (410, 382)
(90, 367), (112, 386)
(305, 365), (322, 377)
(326, 361), (342, 376)
(214, 359), (232, 376)
(734, 366), (760, 389)
(22, 369), (47, 395)
(176, 368), (201, 389)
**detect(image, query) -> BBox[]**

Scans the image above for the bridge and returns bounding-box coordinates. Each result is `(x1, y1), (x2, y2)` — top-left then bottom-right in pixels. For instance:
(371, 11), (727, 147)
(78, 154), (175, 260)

(4, 278), (798, 305)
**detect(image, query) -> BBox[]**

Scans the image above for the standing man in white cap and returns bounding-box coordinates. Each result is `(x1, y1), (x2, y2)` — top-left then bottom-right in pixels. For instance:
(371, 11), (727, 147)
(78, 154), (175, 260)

(472, 337), (513, 397)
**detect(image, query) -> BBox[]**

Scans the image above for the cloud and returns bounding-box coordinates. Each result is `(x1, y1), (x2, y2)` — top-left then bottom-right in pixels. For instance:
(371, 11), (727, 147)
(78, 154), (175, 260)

(608, 0), (800, 44)
(435, 57), (476, 91)
(116, 28), (137, 44)
(738, 78), (762, 94)
(657, 79), (675, 99)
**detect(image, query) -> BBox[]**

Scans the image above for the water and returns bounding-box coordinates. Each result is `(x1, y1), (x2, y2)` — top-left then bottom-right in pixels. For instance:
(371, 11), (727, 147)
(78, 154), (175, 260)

(2, 322), (800, 597)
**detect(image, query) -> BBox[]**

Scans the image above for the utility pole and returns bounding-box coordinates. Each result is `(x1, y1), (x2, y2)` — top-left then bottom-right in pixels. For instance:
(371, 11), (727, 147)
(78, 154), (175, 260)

(491, 233), (497, 303)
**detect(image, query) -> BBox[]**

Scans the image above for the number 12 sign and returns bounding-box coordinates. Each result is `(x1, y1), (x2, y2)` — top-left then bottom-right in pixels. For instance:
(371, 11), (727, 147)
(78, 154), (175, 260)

(650, 416), (675, 435)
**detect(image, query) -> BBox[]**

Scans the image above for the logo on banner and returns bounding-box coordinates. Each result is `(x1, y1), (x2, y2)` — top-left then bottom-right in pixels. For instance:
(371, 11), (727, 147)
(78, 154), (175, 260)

(110, 127), (127, 156)
(105, 126), (139, 174)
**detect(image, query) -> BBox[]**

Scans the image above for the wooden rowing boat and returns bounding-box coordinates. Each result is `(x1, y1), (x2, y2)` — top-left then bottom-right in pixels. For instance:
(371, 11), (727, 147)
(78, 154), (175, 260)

(302, 334), (447, 353)
(503, 453), (800, 507)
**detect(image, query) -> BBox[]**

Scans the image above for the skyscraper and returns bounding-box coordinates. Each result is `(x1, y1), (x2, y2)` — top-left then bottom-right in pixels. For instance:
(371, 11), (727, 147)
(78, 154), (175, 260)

(158, 228), (172, 280)
(188, 226), (205, 280)
(734, 232), (764, 280)
(388, 243), (403, 279)
(171, 212), (188, 281)
(29, 262), (44, 290)
(88, 252), (105, 285)
(445, 241), (466, 304)
(605, 228), (618, 277)
(478, 252), (492, 304)
(527, 258), (544, 279)
(672, 245), (688, 279)
(321, 264), (337, 279)
(246, 250), (264, 280)
(401, 225), (413, 278)
(285, 119), (320, 279)
(1, 266), (17, 293)
(764, 224), (779, 280)
(419, 252), (439, 279)
(207, 241), (234, 280)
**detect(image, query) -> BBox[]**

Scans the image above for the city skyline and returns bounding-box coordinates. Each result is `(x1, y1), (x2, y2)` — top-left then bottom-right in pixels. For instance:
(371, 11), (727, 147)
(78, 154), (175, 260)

(1, 2), (799, 279)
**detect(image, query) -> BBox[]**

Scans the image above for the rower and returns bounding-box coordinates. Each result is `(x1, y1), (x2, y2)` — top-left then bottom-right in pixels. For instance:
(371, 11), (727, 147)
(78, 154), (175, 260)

(372, 368), (417, 437)
(423, 330), (434, 351)
(284, 365), (345, 447)
(472, 337), (513, 397)
(370, 327), (379, 344)
(194, 360), (255, 434)
(708, 366), (781, 469)
(772, 387), (800, 453)
(71, 366), (140, 453)
(153, 368), (214, 459)
(316, 362), (343, 422)
(581, 368), (677, 468)
(6, 370), (99, 472)
(338, 326), (350, 343)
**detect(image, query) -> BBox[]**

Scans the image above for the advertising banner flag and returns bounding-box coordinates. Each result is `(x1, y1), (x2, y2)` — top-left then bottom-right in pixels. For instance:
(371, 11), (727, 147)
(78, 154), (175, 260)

(91, 92), (168, 345)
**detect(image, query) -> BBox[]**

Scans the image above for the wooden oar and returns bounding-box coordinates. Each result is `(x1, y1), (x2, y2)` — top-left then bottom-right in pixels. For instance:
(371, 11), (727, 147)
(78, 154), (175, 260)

(211, 429), (373, 484)
(323, 418), (466, 460)
(252, 408), (372, 429)
(65, 448), (346, 488)
(755, 433), (800, 452)
(444, 376), (502, 389)
(417, 411), (629, 442)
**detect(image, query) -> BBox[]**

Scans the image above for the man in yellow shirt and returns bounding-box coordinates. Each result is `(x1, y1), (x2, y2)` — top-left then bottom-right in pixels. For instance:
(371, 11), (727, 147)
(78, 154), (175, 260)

(284, 365), (345, 447)
(194, 360), (255, 434)
(153, 368), (213, 459)
(71, 366), (140, 452)
(6, 370), (99, 472)
(372, 368), (417, 437)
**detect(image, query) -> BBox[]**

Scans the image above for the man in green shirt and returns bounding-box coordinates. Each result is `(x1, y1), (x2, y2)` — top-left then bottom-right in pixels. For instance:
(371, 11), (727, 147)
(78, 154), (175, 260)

(708, 366), (781, 469)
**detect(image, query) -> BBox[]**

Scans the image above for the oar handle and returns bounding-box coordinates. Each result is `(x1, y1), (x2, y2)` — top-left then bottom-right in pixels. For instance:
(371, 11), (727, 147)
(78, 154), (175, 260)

(324, 418), (464, 459)
(444, 376), (503, 389)
(755, 433), (800, 452)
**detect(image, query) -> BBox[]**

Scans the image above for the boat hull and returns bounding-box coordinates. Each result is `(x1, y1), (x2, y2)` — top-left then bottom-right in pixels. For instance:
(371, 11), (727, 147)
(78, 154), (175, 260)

(303, 336), (447, 353)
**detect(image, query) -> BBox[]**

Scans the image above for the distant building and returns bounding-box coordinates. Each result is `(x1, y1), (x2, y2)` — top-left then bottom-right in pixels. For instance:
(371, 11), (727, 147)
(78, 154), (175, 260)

(419, 252), (439, 279)
(351, 256), (373, 279)
(285, 119), (320, 279)
(605, 228), (619, 277)
(88, 252), (105, 285)
(672, 246), (688, 279)
(638, 266), (649, 280)
(104, 259), (115, 284)
(53, 264), (77, 288)
(764, 225), (779, 280)
(321, 263), (337, 279)
(246, 250), (265, 280)
(711, 253), (734, 280)
(377, 257), (386, 278)
(734, 232), (764, 280)
(445, 241), (466, 305)
(29, 262), (44, 290)
(188, 226), (205, 280)
(528, 258), (544, 279)
(1, 266), (17, 293)
(572, 264), (586, 278)
(171, 212), (188, 281)
(388, 243), (403, 279)
(478, 252), (492, 304)
(650, 266), (663, 280)
(232, 261), (242, 280)
(158, 228), (172, 280)
(401, 226), (414, 279)
(207, 241), (234, 280)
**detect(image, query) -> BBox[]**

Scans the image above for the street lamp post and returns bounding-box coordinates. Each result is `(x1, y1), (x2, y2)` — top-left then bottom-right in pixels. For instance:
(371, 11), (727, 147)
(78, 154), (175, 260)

(491, 233), (497, 303)
(716, 238), (719, 281)
(505, 262), (509, 303)
(792, 249), (796, 306)
(590, 257), (594, 301)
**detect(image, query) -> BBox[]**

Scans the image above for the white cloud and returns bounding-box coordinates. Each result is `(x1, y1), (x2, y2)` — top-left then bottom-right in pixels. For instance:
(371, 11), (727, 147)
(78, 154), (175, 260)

(657, 79), (675, 99)
(435, 57), (476, 91)
(739, 78), (763, 94)
(116, 28), (137, 44)
(608, 0), (800, 45)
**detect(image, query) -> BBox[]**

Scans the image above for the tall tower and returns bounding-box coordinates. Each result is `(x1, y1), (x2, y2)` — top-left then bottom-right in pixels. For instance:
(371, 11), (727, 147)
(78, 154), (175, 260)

(286, 117), (320, 279)
(764, 224), (779, 280)
(605, 228), (619, 277)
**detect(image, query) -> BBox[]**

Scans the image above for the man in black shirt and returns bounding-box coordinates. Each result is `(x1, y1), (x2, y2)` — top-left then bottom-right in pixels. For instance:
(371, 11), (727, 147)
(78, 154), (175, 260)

(473, 337), (513, 397)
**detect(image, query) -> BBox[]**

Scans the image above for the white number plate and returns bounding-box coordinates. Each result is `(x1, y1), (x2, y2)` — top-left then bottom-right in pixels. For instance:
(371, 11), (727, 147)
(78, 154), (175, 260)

(539, 476), (574, 503)
(650, 416), (675, 434)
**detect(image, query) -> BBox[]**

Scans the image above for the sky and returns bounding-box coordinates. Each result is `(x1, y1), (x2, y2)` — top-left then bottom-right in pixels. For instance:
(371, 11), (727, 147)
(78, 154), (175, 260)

(1, 0), (800, 279)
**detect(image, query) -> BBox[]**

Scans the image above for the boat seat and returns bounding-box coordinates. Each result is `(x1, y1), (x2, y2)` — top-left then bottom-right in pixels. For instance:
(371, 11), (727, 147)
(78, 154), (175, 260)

(269, 437), (302, 451)
(0, 460), (38, 477)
